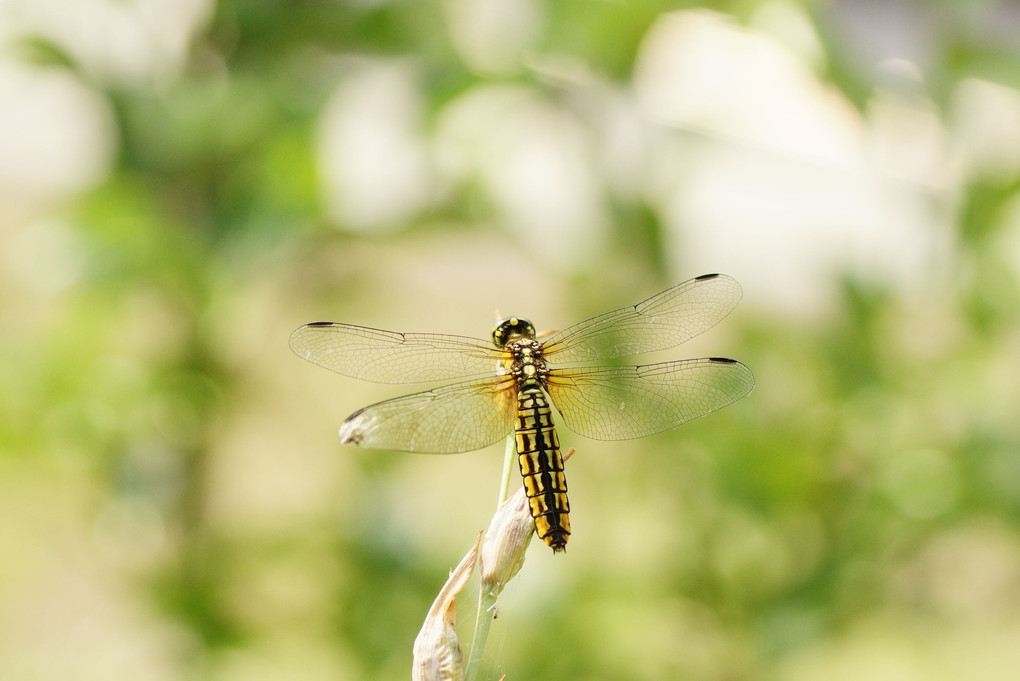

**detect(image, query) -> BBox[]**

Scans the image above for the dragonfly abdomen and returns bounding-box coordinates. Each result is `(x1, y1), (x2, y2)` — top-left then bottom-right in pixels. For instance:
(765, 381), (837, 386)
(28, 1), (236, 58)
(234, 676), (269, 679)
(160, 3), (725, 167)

(515, 382), (570, 552)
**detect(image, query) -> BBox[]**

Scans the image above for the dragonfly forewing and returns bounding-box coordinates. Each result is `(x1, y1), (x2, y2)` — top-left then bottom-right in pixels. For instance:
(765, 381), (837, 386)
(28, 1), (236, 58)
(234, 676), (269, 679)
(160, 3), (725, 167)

(540, 273), (743, 365)
(290, 322), (503, 384)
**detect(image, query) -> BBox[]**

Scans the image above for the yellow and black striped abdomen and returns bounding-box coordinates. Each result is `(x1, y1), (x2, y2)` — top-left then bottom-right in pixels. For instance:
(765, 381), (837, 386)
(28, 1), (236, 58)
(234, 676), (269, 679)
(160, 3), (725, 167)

(515, 382), (570, 552)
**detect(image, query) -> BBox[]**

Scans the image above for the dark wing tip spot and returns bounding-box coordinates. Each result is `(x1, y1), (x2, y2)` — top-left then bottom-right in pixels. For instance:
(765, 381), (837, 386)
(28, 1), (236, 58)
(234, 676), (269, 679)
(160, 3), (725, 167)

(306, 321), (334, 327)
(695, 273), (720, 281)
(708, 357), (737, 363)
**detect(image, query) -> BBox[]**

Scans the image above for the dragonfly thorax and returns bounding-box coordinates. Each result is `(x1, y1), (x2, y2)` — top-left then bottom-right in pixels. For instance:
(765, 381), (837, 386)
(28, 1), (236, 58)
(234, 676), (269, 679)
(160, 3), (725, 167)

(507, 338), (547, 384)
(492, 317), (537, 348)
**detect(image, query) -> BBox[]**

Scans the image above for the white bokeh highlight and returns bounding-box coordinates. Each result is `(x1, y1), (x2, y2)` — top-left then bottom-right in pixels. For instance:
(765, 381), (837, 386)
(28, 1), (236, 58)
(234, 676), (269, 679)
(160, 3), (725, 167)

(443, 0), (543, 74)
(0, 0), (213, 86)
(434, 84), (607, 263)
(0, 62), (115, 202)
(632, 10), (953, 312)
(318, 62), (433, 233)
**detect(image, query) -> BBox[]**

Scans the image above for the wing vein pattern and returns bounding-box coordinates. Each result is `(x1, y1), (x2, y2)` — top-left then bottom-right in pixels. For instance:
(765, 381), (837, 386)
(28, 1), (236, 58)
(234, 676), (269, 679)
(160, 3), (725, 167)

(545, 358), (754, 440)
(289, 323), (502, 384)
(338, 376), (518, 453)
(540, 274), (742, 364)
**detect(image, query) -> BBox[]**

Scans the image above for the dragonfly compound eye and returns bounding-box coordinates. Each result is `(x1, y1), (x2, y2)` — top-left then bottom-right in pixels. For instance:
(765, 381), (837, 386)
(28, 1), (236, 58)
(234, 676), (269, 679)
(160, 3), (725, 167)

(491, 317), (537, 348)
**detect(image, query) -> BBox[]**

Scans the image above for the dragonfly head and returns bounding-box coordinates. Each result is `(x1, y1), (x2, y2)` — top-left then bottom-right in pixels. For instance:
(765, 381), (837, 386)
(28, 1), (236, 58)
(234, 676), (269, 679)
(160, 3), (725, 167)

(491, 317), (536, 348)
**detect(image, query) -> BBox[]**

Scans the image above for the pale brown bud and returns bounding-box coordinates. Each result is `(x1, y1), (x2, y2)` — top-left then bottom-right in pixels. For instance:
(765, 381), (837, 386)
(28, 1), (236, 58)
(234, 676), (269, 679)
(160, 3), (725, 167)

(412, 533), (481, 681)
(480, 486), (535, 595)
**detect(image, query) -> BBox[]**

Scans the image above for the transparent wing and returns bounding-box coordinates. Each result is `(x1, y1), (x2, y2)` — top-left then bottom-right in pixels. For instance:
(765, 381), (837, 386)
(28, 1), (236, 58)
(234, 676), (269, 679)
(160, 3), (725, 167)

(544, 358), (753, 440)
(338, 376), (518, 453)
(290, 322), (504, 384)
(540, 274), (743, 364)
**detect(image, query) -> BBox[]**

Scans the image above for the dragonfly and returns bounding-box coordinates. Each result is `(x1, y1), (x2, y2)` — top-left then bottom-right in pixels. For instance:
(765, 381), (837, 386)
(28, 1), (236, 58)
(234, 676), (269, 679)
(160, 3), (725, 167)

(290, 273), (754, 552)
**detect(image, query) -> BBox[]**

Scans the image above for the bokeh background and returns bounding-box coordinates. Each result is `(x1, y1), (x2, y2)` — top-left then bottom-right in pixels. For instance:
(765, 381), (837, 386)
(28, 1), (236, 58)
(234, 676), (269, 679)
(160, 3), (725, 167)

(3, 1), (1020, 680)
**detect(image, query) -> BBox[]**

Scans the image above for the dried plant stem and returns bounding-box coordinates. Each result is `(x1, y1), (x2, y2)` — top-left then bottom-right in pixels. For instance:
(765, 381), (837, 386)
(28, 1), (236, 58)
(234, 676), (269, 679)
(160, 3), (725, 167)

(464, 584), (499, 681)
(464, 434), (516, 681)
(496, 433), (515, 507)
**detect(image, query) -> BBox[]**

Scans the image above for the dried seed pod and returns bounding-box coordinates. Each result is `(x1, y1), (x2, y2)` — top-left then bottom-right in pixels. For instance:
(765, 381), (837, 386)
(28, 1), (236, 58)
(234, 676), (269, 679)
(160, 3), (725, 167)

(412, 533), (481, 681)
(480, 486), (535, 596)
